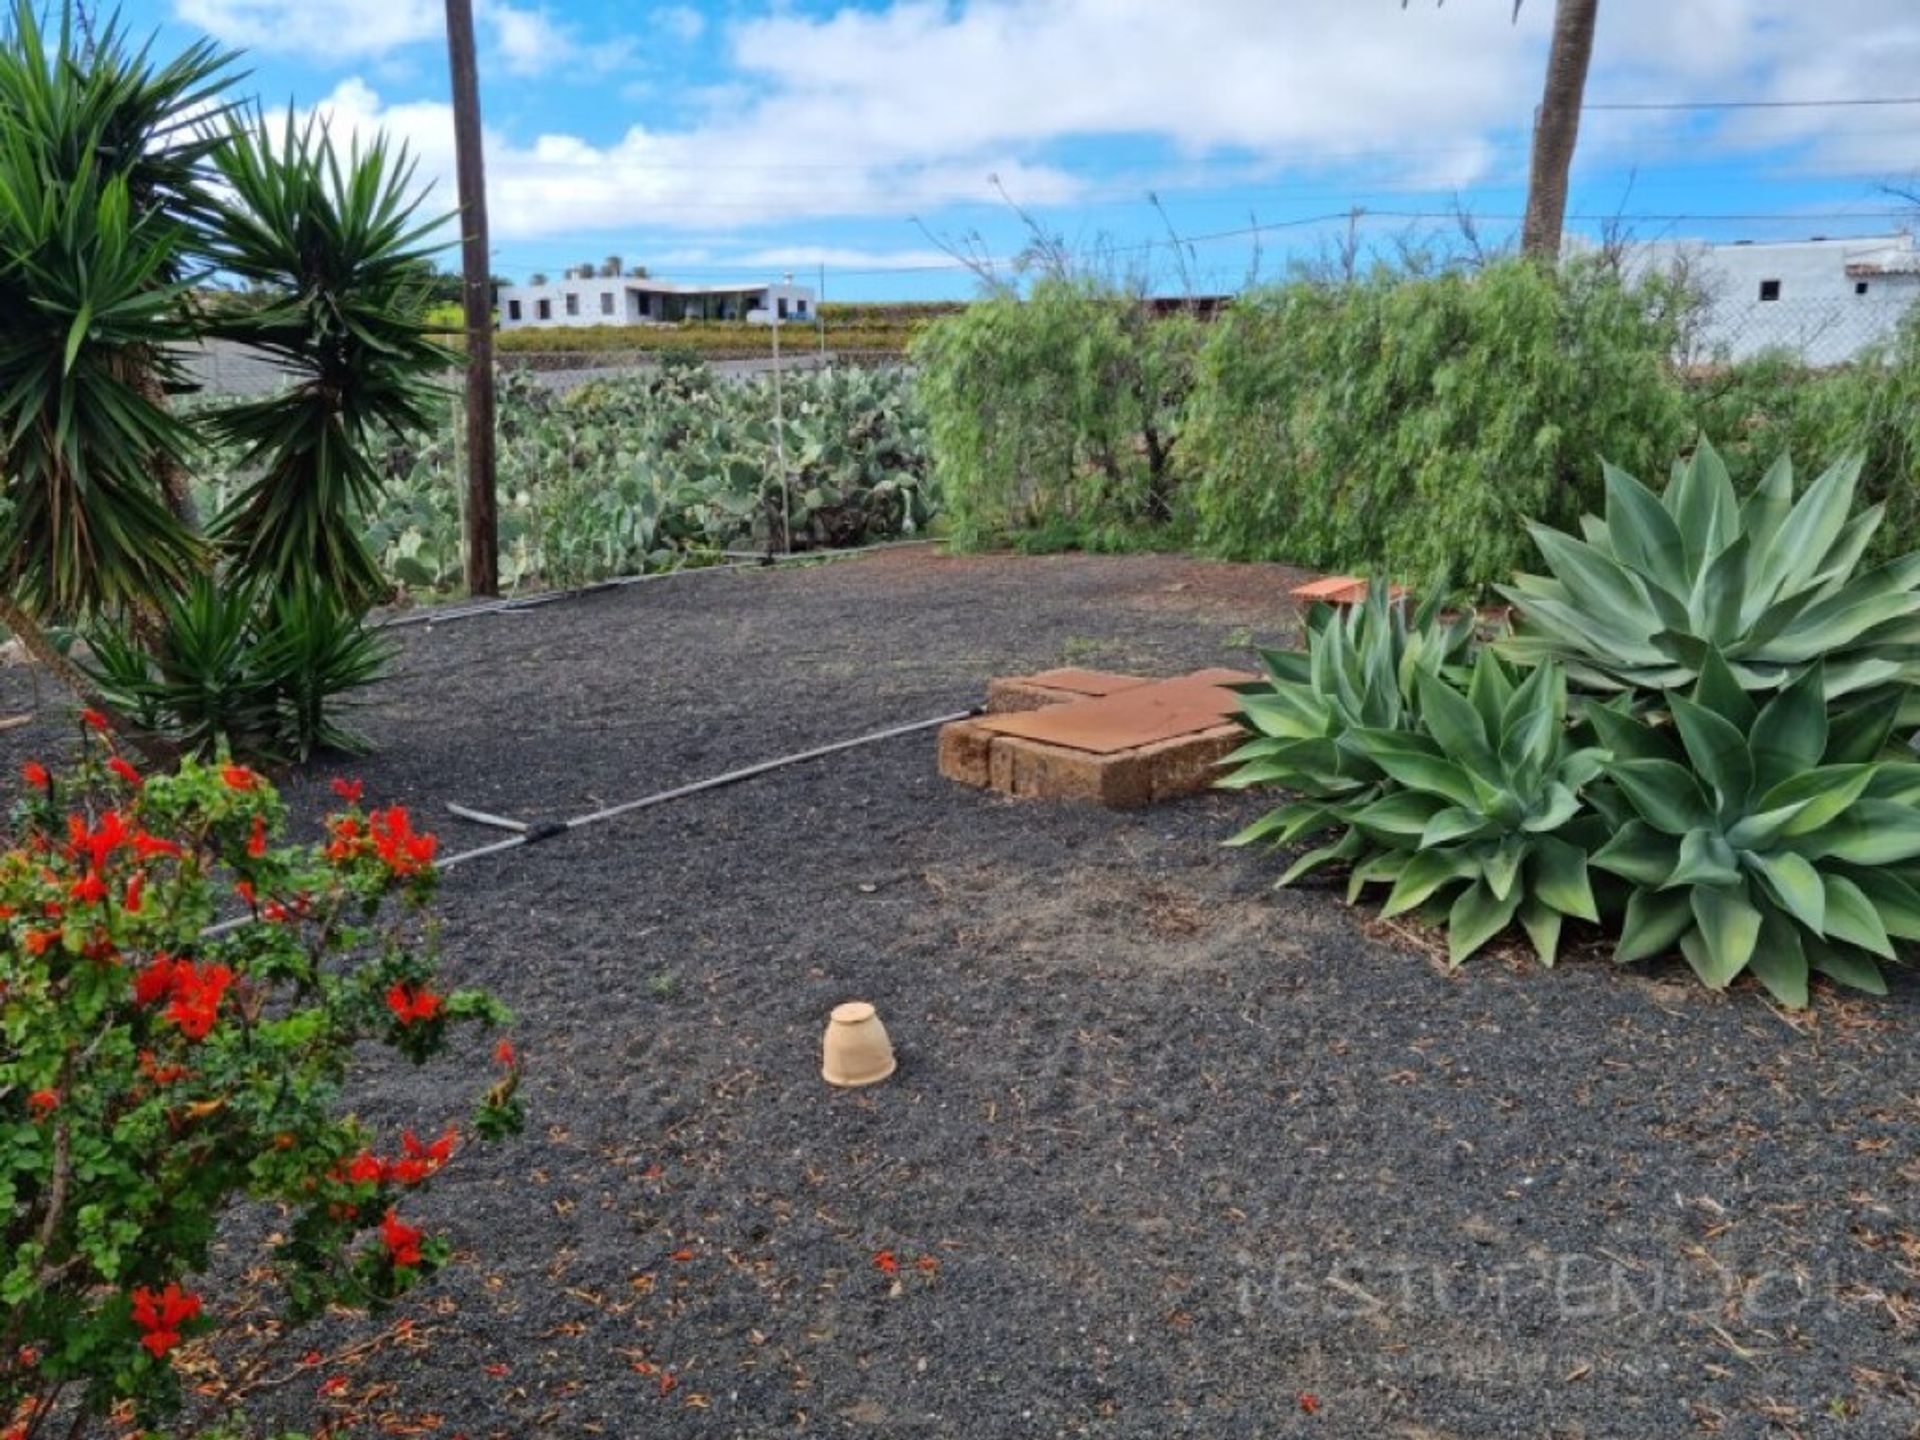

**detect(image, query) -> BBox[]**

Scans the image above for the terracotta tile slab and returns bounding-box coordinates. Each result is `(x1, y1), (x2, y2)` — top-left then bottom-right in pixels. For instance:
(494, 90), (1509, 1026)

(1020, 667), (1153, 697)
(1289, 575), (1408, 607)
(974, 670), (1255, 755)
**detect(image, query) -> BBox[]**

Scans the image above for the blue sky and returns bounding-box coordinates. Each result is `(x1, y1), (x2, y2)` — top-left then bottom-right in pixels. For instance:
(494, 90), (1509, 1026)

(132, 0), (1920, 300)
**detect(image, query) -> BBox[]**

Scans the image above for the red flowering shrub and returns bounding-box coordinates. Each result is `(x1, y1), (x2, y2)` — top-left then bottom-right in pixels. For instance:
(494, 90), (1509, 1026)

(0, 745), (524, 1438)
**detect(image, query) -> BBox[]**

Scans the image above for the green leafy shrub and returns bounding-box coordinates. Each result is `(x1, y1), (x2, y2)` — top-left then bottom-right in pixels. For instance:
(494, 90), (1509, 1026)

(1223, 588), (1602, 966)
(1183, 257), (1697, 588)
(1500, 439), (1920, 719)
(1, 742), (522, 1437)
(1587, 655), (1920, 1004)
(86, 578), (389, 761)
(913, 278), (1200, 546)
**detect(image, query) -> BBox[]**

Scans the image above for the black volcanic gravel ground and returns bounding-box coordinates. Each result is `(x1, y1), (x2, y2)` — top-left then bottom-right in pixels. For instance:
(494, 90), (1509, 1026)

(4, 550), (1918, 1440)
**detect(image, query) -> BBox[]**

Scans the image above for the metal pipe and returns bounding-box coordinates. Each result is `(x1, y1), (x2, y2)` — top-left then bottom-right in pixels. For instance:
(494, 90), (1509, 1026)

(199, 705), (977, 936)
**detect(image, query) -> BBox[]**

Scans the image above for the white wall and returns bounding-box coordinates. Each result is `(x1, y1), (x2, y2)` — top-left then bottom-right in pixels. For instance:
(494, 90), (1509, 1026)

(498, 279), (818, 330)
(1629, 235), (1920, 365)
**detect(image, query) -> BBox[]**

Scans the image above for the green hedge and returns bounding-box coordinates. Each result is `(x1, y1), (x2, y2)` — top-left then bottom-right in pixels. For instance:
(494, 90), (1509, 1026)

(1181, 259), (1696, 588)
(913, 259), (1920, 588)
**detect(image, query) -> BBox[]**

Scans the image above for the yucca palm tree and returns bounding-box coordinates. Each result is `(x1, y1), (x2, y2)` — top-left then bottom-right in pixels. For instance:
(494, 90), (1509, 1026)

(0, 1), (447, 751)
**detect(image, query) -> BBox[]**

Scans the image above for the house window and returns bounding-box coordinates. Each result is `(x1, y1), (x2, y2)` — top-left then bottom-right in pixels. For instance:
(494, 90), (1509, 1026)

(536, 299), (551, 320)
(1856, 280), (1870, 296)
(507, 300), (522, 321)
(600, 290), (615, 316)
(795, 300), (808, 318)
(1758, 279), (1781, 302)
(565, 292), (580, 316)
(777, 297), (789, 319)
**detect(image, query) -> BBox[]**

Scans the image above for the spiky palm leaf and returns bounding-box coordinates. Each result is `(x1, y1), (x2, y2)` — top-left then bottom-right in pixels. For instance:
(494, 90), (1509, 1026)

(204, 115), (451, 603)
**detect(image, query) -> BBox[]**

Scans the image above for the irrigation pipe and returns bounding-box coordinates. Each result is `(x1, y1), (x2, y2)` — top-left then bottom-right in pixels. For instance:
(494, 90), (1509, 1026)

(200, 706), (975, 937)
(377, 537), (946, 631)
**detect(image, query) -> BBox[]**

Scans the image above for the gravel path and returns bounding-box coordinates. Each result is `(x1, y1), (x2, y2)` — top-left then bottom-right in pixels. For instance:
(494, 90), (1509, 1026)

(4, 551), (1917, 1439)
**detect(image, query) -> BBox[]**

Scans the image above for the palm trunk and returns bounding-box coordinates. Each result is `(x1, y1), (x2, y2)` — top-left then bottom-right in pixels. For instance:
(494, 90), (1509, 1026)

(1520, 0), (1600, 262)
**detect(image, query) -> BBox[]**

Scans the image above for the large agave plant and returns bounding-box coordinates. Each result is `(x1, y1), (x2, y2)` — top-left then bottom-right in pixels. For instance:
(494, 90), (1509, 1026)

(1588, 650), (1920, 1006)
(1224, 592), (1603, 966)
(1500, 439), (1920, 718)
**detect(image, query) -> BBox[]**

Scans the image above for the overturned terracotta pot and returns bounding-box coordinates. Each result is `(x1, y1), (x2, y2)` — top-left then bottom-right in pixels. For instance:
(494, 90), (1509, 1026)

(822, 1001), (896, 1087)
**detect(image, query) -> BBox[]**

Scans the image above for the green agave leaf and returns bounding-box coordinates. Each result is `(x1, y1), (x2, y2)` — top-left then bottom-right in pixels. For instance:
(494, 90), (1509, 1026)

(1842, 869), (1920, 940)
(1348, 789), (1449, 840)
(1530, 834), (1599, 921)
(1764, 764), (1878, 836)
(1607, 759), (1713, 836)
(1420, 806), (1496, 847)
(1668, 694), (1754, 811)
(1819, 873), (1895, 958)
(1447, 881), (1522, 968)
(1581, 699), (1674, 763)
(1802, 934), (1888, 996)
(1665, 827), (1742, 890)
(1591, 819), (1680, 887)
(1742, 850), (1827, 934)
(1616, 886), (1693, 963)
(1747, 661), (1826, 792)
(1691, 648), (1758, 730)
(1756, 452), (1860, 601)
(1518, 895), (1563, 968)
(1602, 460), (1691, 597)
(1802, 800), (1920, 867)
(1481, 835), (1528, 902)
(1466, 647), (1515, 738)
(1746, 910), (1810, 1009)
(1278, 826), (1365, 886)
(1735, 452), (1794, 583)
(1666, 437), (1740, 572)
(1414, 666), (1497, 773)
(1226, 801), (1331, 849)
(1687, 533), (1750, 646)
(1347, 850), (1410, 904)
(1522, 781), (1581, 834)
(1683, 885), (1763, 988)
(1380, 847), (1474, 918)
(1341, 729), (1479, 809)
(1524, 523), (1656, 638)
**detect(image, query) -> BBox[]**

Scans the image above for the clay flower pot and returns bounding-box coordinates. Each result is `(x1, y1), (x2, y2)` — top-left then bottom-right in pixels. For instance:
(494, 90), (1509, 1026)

(822, 1001), (896, 1087)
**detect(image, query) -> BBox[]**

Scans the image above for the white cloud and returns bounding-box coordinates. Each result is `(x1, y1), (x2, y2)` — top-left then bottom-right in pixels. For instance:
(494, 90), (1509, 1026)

(223, 0), (1920, 264)
(652, 6), (706, 43)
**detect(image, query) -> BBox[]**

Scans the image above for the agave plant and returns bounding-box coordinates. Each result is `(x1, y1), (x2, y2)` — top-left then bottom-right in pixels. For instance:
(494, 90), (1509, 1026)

(1224, 590), (1603, 966)
(1588, 650), (1920, 1005)
(1500, 439), (1920, 718)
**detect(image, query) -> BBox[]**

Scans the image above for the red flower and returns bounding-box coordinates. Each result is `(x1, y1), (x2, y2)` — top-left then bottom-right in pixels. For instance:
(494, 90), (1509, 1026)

(107, 757), (143, 788)
(23, 928), (59, 957)
(132, 830), (182, 861)
(221, 765), (258, 792)
(345, 1151), (386, 1185)
(138, 1050), (188, 1086)
(124, 872), (145, 913)
(26, 1089), (58, 1119)
(234, 878), (256, 908)
(1298, 1393), (1321, 1416)
(155, 960), (234, 1041)
(246, 814), (268, 859)
(21, 761), (49, 790)
(331, 777), (365, 805)
(494, 1039), (517, 1067)
(379, 1209), (424, 1268)
(68, 870), (108, 907)
(129, 1284), (201, 1361)
(385, 982), (443, 1026)
(872, 1250), (898, 1276)
(71, 810), (129, 871)
(915, 1255), (940, 1275)
(79, 709), (109, 733)
(389, 1128), (456, 1185)
(368, 806), (437, 876)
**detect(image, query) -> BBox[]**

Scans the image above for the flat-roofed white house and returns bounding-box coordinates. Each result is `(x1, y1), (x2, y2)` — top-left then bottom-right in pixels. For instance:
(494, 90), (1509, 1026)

(1625, 232), (1920, 365)
(498, 269), (816, 330)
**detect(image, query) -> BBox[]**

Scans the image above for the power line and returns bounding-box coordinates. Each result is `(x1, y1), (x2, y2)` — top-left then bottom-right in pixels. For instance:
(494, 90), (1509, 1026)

(1585, 96), (1920, 111)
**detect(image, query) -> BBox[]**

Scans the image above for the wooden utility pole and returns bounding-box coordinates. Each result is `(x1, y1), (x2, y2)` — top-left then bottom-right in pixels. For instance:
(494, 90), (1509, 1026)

(1520, 0), (1600, 261)
(445, 0), (498, 596)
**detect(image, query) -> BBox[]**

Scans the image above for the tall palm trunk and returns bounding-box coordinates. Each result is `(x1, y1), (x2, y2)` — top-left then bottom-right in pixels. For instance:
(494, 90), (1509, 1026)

(1520, 0), (1600, 261)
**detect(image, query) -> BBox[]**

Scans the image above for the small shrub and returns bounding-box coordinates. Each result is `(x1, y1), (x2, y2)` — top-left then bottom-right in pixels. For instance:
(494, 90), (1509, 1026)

(0, 741), (522, 1437)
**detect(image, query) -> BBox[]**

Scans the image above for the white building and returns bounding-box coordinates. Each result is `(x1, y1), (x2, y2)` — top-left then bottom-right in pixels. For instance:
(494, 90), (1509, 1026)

(497, 270), (815, 330)
(1627, 232), (1920, 365)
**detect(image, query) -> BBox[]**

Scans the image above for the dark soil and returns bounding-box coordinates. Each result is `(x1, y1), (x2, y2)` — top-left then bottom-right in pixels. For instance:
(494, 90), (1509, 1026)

(5, 551), (1918, 1439)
